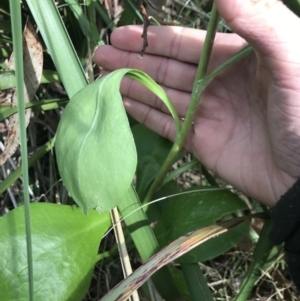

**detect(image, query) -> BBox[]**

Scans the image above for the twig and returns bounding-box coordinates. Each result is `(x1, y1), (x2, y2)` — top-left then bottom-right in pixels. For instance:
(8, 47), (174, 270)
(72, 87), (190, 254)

(136, 0), (150, 57)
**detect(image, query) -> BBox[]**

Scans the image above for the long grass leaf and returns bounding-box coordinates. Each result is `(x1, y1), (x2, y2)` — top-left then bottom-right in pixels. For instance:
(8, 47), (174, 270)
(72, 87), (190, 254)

(0, 99), (68, 120)
(118, 186), (183, 300)
(94, 0), (116, 31)
(101, 216), (252, 301)
(64, 0), (91, 37)
(234, 221), (282, 301)
(26, 0), (87, 97)
(9, 2), (33, 300)
(181, 263), (214, 301)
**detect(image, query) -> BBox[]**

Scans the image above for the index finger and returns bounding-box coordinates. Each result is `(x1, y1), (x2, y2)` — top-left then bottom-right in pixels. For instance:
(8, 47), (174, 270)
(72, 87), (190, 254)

(110, 25), (247, 64)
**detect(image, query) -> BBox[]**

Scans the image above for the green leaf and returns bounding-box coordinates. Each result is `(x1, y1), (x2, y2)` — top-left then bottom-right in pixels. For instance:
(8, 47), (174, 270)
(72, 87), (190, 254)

(118, 186), (183, 300)
(56, 69), (181, 214)
(64, 0), (91, 38)
(283, 0), (300, 17)
(0, 70), (60, 90)
(127, 70), (181, 134)
(56, 69), (137, 213)
(0, 70), (15, 89)
(117, 0), (137, 27)
(101, 216), (247, 300)
(26, 0), (87, 98)
(94, 1), (116, 31)
(0, 203), (111, 301)
(235, 221), (282, 301)
(181, 263), (214, 301)
(155, 187), (249, 262)
(132, 124), (178, 200)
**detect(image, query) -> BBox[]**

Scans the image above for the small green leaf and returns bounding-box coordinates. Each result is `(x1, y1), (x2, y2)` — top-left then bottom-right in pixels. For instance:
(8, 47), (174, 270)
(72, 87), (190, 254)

(155, 187), (249, 262)
(0, 203), (110, 301)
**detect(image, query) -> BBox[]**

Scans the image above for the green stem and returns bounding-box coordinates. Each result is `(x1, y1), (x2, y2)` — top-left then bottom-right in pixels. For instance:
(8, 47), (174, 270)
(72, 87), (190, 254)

(9, 2), (33, 300)
(234, 221), (281, 301)
(118, 185), (184, 300)
(143, 4), (220, 204)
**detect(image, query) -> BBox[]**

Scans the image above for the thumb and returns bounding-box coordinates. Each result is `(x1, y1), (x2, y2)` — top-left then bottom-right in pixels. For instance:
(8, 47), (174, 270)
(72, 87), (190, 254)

(214, 0), (300, 63)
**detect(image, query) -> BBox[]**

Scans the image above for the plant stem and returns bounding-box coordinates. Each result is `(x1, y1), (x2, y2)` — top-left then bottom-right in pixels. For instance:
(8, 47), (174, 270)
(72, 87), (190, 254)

(143, 4), (220, 204)
(235, 221), (281, 301)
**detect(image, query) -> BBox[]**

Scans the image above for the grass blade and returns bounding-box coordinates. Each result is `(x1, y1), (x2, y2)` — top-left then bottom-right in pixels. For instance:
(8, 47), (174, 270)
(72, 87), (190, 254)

(181, 263), (214, 301)
(235, 220), (282, 301)
(64, 0), (91, 37)
(94, 0), (116, 31)
(100, 216), (251, 301)
(26, 0), (87, 97)
(118, 185), (183, 300)
(9, 1), (33, 300)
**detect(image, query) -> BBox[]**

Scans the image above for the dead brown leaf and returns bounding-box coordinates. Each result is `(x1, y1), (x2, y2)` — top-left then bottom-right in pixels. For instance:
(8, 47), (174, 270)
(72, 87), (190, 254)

(0, 19), (43, 165)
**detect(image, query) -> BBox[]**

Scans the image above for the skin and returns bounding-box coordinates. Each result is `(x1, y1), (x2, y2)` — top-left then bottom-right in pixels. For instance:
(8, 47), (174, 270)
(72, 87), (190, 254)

(94, 0), (300, 206)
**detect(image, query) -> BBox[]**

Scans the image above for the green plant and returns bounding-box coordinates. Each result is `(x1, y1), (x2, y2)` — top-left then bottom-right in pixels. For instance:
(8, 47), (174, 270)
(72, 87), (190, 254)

(0, 0), (298, 300)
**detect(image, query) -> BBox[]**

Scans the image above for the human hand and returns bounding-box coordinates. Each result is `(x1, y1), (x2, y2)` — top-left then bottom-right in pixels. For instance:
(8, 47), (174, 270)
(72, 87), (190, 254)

(94, 0), (300, 206)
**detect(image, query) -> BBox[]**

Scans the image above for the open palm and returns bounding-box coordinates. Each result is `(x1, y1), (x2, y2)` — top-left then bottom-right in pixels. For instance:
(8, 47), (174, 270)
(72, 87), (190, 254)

(94, 2), (300, 206)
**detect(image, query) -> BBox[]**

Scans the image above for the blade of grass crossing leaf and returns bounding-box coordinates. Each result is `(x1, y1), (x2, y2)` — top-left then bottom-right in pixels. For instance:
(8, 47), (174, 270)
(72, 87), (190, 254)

(181, 263), (214, 301)
(118, 185), (183, 300)
(26, 0), (87, 97)
(0, 99), (67, 120)
(0, 70), (60, 90)
(100, 216), (247, 301)
(9, 2), (33, 300)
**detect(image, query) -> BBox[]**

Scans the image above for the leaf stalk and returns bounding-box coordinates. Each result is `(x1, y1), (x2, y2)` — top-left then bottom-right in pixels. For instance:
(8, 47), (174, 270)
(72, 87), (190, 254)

(143, 4), (220, 204)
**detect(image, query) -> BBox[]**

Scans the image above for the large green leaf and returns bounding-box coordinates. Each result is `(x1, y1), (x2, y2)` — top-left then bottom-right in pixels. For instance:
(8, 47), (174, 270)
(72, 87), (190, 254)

(56, 70), (137, 213)
(56, 69), (181, 213)
(155, 187), (249, 262)
(0, 203), (110, 301)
